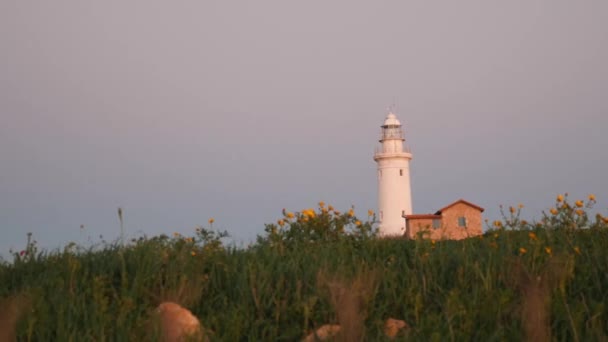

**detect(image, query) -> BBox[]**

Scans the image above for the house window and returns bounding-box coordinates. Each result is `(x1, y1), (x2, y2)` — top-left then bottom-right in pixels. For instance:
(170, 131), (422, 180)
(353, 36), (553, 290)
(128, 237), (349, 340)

(433, 219), (441, 229)
(399, 169), (403, 176)
(458, 217), (467, 227)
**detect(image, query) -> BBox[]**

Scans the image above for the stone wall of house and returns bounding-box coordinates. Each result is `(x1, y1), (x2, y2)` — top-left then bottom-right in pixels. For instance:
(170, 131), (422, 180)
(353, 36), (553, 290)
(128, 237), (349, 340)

(407, 218), (435, 239)
(406, 202), (483, 240)
(440, 202), (483, 239)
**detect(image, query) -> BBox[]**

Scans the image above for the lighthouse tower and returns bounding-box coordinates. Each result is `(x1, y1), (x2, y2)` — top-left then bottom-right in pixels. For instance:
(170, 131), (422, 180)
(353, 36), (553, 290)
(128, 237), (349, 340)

(373, 111), (413, 236)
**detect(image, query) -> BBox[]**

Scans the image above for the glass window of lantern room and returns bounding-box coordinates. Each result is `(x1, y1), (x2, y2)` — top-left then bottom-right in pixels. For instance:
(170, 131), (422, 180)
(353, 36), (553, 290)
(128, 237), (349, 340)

(458, 217), (467, 227)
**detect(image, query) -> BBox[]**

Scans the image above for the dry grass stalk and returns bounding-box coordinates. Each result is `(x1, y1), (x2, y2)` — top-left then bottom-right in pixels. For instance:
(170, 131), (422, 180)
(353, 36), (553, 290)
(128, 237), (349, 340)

(316, 268), (378, 342)
(157, 274), (208, 309)
(0, 292), (31, 342)
(509, 256), (574, 342)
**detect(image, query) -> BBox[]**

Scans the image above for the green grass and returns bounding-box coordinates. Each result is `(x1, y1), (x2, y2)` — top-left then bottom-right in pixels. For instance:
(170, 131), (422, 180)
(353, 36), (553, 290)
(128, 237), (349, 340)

(2, 197), (608, 341)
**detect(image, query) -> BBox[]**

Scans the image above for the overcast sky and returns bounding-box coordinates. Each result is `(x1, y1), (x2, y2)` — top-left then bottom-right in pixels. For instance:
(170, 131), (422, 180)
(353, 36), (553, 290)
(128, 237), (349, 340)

(1, 1), (607, 255)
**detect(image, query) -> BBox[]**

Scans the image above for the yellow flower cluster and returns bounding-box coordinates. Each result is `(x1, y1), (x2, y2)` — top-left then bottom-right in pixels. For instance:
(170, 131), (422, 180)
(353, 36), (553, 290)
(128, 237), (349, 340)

(302, 208), (316, 218)
(575, 200), (584, 208)
(528, 232), (537, 241)
(588, 194), (596, 201)
(550, 208), (558, 215)
(519, 247), (527, 255)
(493, 220), (503, 228)
(348, 208), (355, 217)
(556, 194), (564, 202)
(544, 247), (552, 255)
(208, 218), (215, 225)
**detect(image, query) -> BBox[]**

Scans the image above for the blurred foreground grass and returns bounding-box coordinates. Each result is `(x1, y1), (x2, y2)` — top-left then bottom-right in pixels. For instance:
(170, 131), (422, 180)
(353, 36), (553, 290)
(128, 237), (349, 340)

(1, 195), (607, 341)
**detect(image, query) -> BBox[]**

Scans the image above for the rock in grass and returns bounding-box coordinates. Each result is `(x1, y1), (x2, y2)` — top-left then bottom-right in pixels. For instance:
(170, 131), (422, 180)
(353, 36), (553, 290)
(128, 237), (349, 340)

(303, 324), (342, 341)
(384, 318), (408, 339)
(156, 301), (203, 342)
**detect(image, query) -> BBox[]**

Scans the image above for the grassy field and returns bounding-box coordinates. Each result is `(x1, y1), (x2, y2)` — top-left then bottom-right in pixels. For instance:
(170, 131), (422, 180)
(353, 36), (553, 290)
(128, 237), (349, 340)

(1, 195), (607, 341)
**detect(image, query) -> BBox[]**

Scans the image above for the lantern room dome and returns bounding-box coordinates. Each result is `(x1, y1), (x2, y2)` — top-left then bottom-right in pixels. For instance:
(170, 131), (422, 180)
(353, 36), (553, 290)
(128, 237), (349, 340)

(383, 112), (401, 126)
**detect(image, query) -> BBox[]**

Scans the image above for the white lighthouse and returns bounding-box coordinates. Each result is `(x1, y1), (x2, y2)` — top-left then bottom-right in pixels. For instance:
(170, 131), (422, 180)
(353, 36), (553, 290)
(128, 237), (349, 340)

(373, 111), (413, 236)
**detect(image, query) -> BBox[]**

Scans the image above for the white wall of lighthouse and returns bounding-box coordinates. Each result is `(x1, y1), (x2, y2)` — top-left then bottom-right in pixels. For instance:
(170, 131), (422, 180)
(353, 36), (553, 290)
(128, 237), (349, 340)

(373, 112), (413, 236)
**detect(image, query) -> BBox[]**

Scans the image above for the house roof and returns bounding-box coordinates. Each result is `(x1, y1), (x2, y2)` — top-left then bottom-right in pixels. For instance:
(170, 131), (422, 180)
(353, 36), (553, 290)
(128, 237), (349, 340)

(403, 214), (442, 219)
(435, 199), (484, 214)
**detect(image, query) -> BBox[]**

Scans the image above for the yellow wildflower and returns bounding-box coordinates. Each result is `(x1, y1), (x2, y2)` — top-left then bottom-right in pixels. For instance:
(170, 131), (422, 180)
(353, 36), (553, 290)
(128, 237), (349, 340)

(544, 247), (552, 255)
(575, 200), (584, 208)
(286, 212), (295, 219)
(603, 216), (608, 224)
(528, 232), (537, 241)
(302, 216), (309, 222)
(334, 210), (341, 216)
(277, 219), (285, 226)
(521, 220), (528, 225)
(431, 239), (436, 245)
(575, 209), (584, 216)
(493, 220), (502, 228)
(328, 205), (334, 211)
(173, 232), (181, 238)
(348, 208), (355, 217)
(318, 201), (325, 208)
(573, 246), (581, 255)
(368, 209), (374, 217)
(355, 220), (362, 226)
(518, 203), (524, 209)
(509, 206), (516, 214)
(208, 218), (215, 225)
(519, 247), (527, 255)
(588, 194), (596, 201)
(556, 194), (564, 202)
(303, 209), (316, 218)
(191, 251), (196, 256)
(550, 208), (558, 215)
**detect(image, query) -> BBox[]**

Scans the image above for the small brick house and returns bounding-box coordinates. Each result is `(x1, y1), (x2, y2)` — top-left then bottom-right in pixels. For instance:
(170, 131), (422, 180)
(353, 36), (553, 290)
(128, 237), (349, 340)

(403, 199), (484, 240)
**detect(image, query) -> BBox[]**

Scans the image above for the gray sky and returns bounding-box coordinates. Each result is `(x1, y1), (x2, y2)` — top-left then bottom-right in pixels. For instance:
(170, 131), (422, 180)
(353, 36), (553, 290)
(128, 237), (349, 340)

(1, 1), (607, 255)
